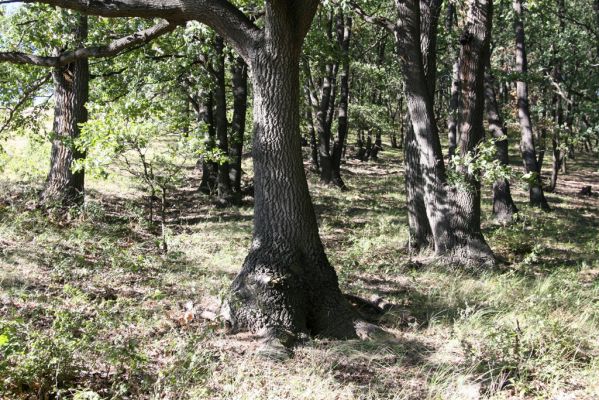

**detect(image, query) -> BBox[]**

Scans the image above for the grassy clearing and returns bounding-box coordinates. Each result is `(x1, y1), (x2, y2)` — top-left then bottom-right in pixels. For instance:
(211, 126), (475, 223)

(0, 138), (598, 399)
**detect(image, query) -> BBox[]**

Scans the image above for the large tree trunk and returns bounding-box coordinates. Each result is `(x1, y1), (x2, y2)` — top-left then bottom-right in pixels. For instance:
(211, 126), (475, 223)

(213, 36), (236, 205)
(226, 4), (359, 345)
(455, 0), (495, 253)
(330, 13), (352, 190)
(402, 0), (442, 252)
(485, 58), (518, 222)
(513, 0), (550, 210)
(230, 55), (248, 198)
(396, 0), (494, 265)
(40, 15), (88, 207)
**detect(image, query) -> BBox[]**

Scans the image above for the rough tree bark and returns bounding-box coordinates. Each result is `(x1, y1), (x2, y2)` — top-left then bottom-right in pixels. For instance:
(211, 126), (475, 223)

(399, 0), (494, 264)
(454, 0), (496, 260)
(229, 55), (248, 198)
(484, 58), (518, 222)
(40, 15), (89, 207)
(513, 0), (550, 210)
(226, 3), (360, 345)
(401, 0), (443, 252)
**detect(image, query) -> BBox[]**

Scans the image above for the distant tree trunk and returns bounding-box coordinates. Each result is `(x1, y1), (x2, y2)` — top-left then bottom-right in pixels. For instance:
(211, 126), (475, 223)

(199, 91), (218, 193)
(317, 64), (336, 183)
(548, 0), (566, 193)
(513, 0), (550, 210)
(446, 3), (459, 158)
(40, 15), (89, 207)
(213, 36), (235, 205)
(230, 55), (248, 199)
(485, 58), (518, 222)
(305, 104), (320, 172)
(331, 13), (352, 190)
(227, 3), (358, 344)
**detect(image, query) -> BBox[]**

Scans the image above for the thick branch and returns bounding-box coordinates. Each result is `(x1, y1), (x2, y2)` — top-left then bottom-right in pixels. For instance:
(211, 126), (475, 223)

(19, 0), (262, 60)
(0, 20), (177, 67)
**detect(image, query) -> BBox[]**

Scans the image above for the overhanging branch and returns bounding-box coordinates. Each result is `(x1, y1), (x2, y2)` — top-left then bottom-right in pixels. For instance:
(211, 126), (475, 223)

(0, 20), (178, 67)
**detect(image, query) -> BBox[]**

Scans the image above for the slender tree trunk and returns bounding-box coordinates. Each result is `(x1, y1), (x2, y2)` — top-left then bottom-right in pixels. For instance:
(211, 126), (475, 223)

(305, 104), (320, 172)
(485, 58), (518, 222)
(199, 91), (218, 193)
(227, 4), (359, 344)
(448, 60), (460, 158)
(331, 13), (352, 190)
(446, 3), (459, 158)
(213, 36), (235, 205)
(230, 56), (248, 199)
(548, 0), (566, 193)
(513, 0), (550, 210)
(317, 63), (337, 183)
(40, 15), (88, 207)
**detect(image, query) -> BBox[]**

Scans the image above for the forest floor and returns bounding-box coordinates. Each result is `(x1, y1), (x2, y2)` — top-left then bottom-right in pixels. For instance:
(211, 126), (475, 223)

(0, 140), (598, 399)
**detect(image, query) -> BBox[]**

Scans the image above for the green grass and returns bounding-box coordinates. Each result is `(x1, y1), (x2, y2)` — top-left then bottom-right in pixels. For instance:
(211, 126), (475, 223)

(1, 139), (598, 399)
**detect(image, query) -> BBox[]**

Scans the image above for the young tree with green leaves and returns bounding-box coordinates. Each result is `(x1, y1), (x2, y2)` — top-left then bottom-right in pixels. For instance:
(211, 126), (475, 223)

(0, 7), (175, 206)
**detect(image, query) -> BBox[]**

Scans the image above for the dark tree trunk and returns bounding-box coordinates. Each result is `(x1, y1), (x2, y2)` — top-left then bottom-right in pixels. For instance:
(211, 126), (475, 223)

(401, 0), (443, 253)
(513, 0), (550, 210)
(227, 3), (359, 345)
(595, 0), (599, 58)
(230, 56), (248, 198)
(317, 64), (336, 183)
(331, 13), (352, 190)
(303, 14), (338, 184)
(395, 0), (494, 265)
(305, 104), (320, 172)
(213, 36), (236, 205)
(40, 15), (89, 207)
(446, 3), (459, 158)
(455, 0), (495, 254)
(199, 91), (218, 194)
(485, 58), (518, 222)
(404, 121), (432, 251)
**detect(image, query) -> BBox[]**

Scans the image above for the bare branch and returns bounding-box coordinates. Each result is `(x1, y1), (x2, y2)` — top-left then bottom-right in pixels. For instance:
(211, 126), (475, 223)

(348, 0), (394, 32)
(0, 73), (52, 134)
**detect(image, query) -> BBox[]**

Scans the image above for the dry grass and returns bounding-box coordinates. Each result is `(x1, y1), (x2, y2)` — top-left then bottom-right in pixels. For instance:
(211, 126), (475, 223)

(1, 137), (598, 399)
